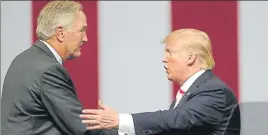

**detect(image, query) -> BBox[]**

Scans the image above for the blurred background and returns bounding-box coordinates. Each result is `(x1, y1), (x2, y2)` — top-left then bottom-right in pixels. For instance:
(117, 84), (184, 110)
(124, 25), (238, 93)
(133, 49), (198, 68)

(1, 1), (268, 134)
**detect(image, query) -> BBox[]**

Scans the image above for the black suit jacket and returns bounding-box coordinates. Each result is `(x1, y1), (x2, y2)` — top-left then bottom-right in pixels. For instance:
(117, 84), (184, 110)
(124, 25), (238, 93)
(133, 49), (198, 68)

(132, 70), (240, 135)
(1, 40), (105, 135)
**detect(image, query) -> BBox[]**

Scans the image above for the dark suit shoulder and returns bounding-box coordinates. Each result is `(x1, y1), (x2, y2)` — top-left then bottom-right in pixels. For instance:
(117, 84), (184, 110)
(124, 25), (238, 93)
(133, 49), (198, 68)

(2, 45), (65, 97)
(198, 74), (235, 95)
(12, 45), (64, 77)
(195, 74), (239, 108)
(201, 75), (228, 90)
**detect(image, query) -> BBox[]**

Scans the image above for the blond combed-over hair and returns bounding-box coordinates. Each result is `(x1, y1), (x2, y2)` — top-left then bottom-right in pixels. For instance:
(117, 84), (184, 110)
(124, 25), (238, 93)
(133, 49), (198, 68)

(163, 28), (215, 70)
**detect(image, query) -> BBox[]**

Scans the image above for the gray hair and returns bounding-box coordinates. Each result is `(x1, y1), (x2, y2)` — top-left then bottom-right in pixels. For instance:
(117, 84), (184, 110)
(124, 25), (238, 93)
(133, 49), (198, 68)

(36, 1), (83, 41)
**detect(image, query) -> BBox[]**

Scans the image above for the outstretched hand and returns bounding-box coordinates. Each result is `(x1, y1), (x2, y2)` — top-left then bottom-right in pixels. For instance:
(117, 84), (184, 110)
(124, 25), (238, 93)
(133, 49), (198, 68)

(80, 100), (119, 130)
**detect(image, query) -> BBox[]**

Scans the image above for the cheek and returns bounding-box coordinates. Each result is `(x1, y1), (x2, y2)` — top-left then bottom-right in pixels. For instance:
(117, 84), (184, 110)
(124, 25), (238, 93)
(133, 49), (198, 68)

(68, 34), (80, 46)
(168, 57), (183, 72)
(166, 58), (176, 70)
(64, 34), (74, 45)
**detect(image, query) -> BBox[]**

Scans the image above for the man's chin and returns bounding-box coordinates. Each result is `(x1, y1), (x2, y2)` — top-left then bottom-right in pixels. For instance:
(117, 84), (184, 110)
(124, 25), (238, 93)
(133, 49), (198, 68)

(67, 55), (77, 60)
(167, 75), (174, 81)
(67, 53), (81, 60)
(167, 75), (172, 80)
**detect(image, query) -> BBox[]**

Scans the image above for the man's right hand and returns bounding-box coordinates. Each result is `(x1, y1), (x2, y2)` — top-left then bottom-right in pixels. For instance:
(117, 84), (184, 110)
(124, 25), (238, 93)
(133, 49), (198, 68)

(80, 101), (119, 130)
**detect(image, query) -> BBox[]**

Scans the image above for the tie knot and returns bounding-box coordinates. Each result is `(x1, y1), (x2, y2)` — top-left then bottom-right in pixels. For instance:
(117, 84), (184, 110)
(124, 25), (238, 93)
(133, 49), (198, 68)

(178, 89), (185, 95)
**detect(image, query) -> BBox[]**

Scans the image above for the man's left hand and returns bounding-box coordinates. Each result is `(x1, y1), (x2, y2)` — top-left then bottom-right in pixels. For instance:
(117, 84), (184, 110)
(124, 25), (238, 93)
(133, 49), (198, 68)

(80, 100), (119, 130)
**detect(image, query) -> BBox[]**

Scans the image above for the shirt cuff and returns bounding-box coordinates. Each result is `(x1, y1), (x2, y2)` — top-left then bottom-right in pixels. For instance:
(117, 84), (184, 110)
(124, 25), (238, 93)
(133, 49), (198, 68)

(118, 113), (135, 135)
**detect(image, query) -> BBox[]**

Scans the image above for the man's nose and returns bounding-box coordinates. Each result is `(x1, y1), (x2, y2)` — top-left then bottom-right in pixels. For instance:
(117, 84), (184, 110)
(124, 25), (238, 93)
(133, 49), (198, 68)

(162, 58), (167, 63)
(83, 34), (88, 42)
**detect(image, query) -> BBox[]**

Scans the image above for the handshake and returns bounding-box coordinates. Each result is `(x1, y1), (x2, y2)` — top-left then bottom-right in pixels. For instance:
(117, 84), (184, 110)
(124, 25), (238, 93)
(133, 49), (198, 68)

(80, 100), (120, 130)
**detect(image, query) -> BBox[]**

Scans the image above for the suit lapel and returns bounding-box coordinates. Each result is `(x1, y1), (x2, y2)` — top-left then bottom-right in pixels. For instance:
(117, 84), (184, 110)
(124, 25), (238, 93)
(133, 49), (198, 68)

(169, 100), (176, 110)
(175, 70), (214, 108)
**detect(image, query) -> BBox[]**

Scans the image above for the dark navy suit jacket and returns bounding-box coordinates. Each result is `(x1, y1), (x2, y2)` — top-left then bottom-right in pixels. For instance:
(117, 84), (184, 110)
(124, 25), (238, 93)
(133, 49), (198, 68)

(132, 70), (240, 135)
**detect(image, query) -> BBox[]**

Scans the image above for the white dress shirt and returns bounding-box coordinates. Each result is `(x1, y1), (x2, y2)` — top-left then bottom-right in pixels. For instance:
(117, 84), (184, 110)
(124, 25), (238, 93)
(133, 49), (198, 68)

(40, 40), (63, 65)
(174, 69), (206, 107)
(118, 69), (206, 135)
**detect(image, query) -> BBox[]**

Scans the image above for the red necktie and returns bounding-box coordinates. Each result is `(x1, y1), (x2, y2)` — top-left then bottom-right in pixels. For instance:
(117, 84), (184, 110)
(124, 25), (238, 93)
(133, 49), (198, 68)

(178, 89), (185, 95)
(174, 89), (185, 108)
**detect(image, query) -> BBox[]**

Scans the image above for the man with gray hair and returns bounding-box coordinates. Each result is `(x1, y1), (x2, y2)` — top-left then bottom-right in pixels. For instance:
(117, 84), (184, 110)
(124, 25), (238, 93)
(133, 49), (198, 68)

(1, 1), (115, 135)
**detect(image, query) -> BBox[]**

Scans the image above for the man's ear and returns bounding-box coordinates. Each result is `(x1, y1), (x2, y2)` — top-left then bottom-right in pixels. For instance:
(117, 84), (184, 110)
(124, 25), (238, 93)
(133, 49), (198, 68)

(55, 26), (64, 42)
(187, 53), (197, 65)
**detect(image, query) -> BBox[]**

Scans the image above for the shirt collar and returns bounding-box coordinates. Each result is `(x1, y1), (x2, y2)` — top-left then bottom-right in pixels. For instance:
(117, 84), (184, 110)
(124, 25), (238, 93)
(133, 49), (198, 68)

(181, 69), (206, 92)
(40, 40), (63, 65)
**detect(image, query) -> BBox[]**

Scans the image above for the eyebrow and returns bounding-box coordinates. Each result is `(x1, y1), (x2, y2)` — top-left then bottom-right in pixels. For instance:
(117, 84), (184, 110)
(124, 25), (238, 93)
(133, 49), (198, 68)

(80, 26), (87, 31)
(166, 48), (170, 52)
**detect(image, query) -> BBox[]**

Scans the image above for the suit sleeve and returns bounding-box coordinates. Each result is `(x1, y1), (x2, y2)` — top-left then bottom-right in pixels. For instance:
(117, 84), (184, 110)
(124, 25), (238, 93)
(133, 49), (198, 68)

(40, 64), (102, 135)
(100, 129), (119, 135)
(131, 89), (226, 135)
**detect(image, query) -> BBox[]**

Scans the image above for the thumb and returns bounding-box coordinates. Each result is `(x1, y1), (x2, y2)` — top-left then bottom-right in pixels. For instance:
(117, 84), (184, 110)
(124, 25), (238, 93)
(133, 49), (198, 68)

(98, 100), (107, 110)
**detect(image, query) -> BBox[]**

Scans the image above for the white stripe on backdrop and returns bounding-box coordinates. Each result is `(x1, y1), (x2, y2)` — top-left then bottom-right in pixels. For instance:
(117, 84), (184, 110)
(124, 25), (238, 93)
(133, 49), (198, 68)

(98, 1), (171, 113)
(238, 1), (268, 102)
(1, 1), (32, 93)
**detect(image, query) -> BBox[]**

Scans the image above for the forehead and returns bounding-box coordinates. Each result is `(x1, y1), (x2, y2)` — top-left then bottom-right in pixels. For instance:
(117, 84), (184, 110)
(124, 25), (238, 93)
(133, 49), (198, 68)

(165, 33), (200, 52)
(165, 39), (184, 51)
(74, 11), (87, 26)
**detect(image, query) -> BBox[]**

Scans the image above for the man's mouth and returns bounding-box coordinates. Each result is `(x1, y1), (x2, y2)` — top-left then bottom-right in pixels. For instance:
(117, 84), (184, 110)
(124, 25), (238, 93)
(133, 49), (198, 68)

(79, 42), (84, 47)
(164, 66), (169, 73)
(77, 44), (83, 50)
(164, 66), (168, 70)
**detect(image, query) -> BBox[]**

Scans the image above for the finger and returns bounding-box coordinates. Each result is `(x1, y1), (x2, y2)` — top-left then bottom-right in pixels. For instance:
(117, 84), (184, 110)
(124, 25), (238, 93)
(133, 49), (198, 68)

(86, 125), (103, 130)
(79, 114), (99, 120)
(98, 101), (107, 110)
(82, 109), (102, 114)
(98, 100), (102, 105)
(82, 120), (100, 125)
(98, 100), (104, 110)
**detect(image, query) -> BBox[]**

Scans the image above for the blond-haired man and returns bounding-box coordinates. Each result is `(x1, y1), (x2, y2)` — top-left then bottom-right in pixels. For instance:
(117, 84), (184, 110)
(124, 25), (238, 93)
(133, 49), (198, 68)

(1, 1), (107, 135)
(80, 29), (240, 135)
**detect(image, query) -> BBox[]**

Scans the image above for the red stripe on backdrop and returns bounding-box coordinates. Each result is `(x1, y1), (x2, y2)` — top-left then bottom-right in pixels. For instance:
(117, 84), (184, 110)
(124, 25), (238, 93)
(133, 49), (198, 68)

(32, 1), (99, 108)
(171, 2), (239, 100)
